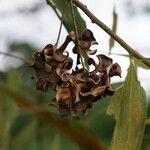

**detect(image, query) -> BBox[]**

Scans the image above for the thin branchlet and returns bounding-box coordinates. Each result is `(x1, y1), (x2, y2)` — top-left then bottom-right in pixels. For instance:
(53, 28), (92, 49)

(69, 0), (86, 70)
(0, 51), (31, 65)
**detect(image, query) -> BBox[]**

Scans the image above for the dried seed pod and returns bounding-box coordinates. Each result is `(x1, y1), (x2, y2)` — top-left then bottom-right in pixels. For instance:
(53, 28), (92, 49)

(31, 51), (51, 92)
(109, 63), (122, 77)
(43, 44), (54, 56)
(72, 29), (98, 65)
(31, 28), (122, 118)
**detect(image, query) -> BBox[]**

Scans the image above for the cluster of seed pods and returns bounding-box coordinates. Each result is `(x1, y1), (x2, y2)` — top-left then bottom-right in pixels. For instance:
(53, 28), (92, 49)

(31, 29), (121, 118)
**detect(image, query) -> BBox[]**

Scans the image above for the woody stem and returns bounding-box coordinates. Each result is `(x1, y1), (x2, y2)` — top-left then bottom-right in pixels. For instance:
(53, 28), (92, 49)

(72, 0), (150, 68)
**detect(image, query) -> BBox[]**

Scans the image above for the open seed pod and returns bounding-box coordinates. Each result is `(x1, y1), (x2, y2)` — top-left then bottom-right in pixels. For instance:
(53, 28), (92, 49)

(31, 29), (122, 118)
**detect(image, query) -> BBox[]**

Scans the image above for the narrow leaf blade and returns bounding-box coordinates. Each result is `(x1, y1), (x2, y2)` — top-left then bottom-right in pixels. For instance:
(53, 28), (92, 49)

(109, 7), (118, 53)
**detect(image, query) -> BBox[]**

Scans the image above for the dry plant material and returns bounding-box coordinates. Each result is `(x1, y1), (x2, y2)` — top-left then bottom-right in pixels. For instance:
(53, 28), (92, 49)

(31, 29), (121, 118)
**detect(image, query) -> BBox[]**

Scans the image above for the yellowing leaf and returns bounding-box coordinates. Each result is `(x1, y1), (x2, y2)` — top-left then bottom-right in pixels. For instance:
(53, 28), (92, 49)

(107, 60), (147, 150)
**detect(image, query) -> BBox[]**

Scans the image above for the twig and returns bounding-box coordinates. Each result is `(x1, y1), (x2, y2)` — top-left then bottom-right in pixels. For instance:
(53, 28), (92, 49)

(46, 0), (62, 50)
(47, 0), (67, 49)
(0, 51), (31, 65)
(55, 21), (63, 47)
(72, 0), (150, 68)
(70, 0), (85, 70)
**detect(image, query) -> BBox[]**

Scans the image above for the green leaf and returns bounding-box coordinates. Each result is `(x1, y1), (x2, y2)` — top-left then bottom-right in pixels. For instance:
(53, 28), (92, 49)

(107, 60), (147, 150)
(109, 6), (118, 53)
(133, 57), (150, 69)
(51, 0), (86, 34)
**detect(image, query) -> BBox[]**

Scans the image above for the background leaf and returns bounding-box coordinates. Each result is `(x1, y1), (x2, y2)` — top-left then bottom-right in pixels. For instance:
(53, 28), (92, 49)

(107, 60), (147, 150)
(109, 6), (118, 53)
(50, 0), (86, 34)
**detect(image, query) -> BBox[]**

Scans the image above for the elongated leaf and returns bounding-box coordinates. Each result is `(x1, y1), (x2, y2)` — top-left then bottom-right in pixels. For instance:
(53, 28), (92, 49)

(107, 60), (147, 150)
(0, 83), (104, 150)
(50, 0), (86, 34)
(109, 6), (118, 53)
(133, 57), (150, 70)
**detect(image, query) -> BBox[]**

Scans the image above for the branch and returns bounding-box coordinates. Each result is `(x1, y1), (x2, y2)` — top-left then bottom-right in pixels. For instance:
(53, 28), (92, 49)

(0, 51), (31, 65)
(0, 83), (104, 150)
(72, 0), (150, 68)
